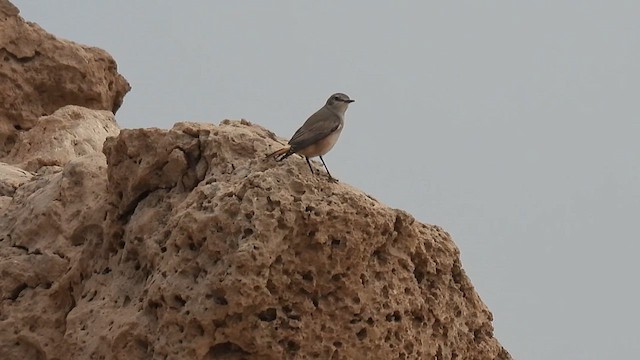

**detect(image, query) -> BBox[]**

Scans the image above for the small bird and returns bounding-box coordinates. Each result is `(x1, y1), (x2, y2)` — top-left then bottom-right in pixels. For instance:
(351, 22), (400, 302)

(267, 93), (354, 181)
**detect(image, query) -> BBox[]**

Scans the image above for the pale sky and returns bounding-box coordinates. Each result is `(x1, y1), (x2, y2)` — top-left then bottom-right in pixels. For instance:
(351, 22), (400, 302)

(14, 1), (640, 358)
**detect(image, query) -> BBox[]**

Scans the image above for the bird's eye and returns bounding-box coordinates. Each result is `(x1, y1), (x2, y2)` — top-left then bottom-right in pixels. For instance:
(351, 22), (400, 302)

(333, 96), (340, 101)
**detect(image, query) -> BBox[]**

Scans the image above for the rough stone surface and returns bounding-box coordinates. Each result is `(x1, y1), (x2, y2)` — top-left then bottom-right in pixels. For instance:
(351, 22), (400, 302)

(0, 0), (130, 156)
(1, 119), (511, 360)
(0, 161), (32, 211)
(0, 161), (32, 196)
(0, 150), (111, 359)
(0, 2), (511, 359)
(2, 105), (119, 172)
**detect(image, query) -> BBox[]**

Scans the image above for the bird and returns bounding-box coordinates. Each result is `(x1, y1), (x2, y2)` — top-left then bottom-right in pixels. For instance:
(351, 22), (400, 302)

(267, 92), (354, 181)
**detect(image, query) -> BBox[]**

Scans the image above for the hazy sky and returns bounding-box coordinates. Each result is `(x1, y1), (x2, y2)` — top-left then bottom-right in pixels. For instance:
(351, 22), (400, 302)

(14, 1), (640, 358)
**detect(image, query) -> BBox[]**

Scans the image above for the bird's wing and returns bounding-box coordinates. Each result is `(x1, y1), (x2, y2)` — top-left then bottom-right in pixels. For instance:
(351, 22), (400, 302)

(288, 107), (341, 151)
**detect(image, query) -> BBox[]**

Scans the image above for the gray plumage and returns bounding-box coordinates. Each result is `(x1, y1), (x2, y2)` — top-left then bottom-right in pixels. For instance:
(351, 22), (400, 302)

(288, 93), (352, 152)
(267, 92), (354, 180)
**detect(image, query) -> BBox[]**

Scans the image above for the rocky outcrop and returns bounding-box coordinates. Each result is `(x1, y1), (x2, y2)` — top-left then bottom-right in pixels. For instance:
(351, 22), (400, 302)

(3, 105), (119, 172)
(0, 0), (130, 156)
(1, 118), (511, 359)
(0, 1), (511, 359)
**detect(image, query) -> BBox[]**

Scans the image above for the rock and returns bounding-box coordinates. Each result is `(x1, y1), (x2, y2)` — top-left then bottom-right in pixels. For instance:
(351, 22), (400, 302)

(2, 105), (119, 172)
(1, 152), (110, 250)
(0, 1), (511, 358)
(0, 151), (110, 360)
(0, 0), (130, 156)
(0, 161), (32, 211)
(0, 161), (32, 196)
(1, 118), (511, 359)
(0, 0), (18, 17)
(96, 121), (512, 359)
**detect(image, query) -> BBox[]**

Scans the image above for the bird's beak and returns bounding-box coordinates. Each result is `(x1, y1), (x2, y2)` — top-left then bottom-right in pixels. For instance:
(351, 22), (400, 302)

(346, 99), (355, 103)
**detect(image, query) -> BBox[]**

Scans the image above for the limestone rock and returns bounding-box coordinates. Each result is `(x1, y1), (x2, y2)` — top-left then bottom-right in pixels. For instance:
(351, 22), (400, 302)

(0, 1), (511, 358)
(0, 161), (32, 196)
(0, 0), (130, 156)
(0, 149), (111, 359)
(2, 105), (119, 172)
(96, 121), (512, 359)
(0, 0), (18, 17)
(0, 161), (32, 211)
(1, 118), (511, 359)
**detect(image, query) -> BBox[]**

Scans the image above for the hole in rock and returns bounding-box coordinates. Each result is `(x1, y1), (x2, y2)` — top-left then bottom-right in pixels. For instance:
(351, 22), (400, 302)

(360, 274), (368, 286)
(192, 322), (205, 336)
(413, 268), (425, 284)
(243, 228), (254, 238)
(207, 342), (249, 357)
(412, 312), (425, 323)
(404, 287), (412, 295)
(9, 283), (28, 300)
(356, 328), (367, 341)
(257, 307), (277, 322)
(302, 271), (314, 282)
(173, 295), (187, 307)
(277, 219), (287, 230)
(373, 249), (387, 262)
(266, 279), (277, 294)
(148, 300), (162, 309)
(213, 294), (228, 305)
(286, 340), (300, 353)
(385, 310), (402, 322)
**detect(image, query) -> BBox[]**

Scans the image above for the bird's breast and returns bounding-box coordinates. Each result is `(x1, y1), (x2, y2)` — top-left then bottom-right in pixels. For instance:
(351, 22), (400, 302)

(298, 124), (343, 158)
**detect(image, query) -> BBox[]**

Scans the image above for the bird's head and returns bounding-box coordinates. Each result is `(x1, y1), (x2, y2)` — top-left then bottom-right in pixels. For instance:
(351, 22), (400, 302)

(326, 92), (355, 113)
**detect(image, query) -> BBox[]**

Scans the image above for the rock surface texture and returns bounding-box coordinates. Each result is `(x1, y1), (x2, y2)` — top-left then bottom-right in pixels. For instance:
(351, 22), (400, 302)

(0, 0), (130, 156)
(0, 1), (512, 359)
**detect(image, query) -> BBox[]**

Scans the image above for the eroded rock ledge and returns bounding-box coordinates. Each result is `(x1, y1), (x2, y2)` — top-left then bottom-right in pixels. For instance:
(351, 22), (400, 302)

(1, 118), (511, 359)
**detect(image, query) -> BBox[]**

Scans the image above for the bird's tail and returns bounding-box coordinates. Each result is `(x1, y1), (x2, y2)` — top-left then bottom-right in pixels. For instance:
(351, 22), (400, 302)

(266, 145), (292, 160)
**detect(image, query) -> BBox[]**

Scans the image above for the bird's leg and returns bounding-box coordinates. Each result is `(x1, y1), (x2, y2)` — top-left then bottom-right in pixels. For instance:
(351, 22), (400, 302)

(319, 156), (337, 182)
(305, 157), (315, 175)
